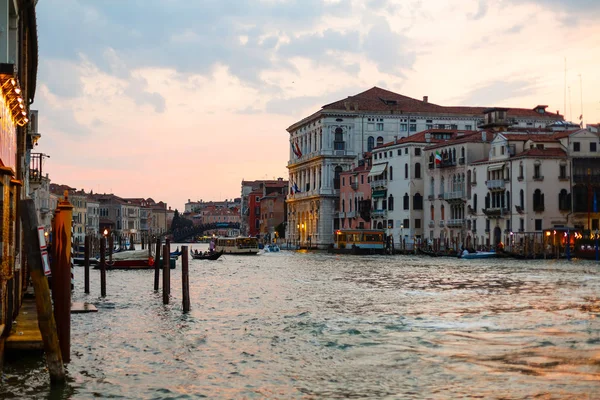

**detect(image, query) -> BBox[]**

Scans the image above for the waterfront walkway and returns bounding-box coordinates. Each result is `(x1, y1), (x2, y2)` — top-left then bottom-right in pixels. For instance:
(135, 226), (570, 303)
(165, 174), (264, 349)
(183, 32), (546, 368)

(5, 297), (43, 350)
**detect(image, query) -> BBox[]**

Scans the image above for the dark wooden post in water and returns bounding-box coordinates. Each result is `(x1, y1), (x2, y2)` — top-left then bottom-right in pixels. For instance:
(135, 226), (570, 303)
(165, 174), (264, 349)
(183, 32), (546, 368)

(100, 237), (107, 297)
(19, 199), (66, 384)
(182, 246), (190, 312)
(130, 234), (135, 250)
(108, 235), (114, 263)
(84, 235), (90, 294)
(166, 238), (171, 297)
(154, 238), (161, 291)
(162, 244), (169, 304)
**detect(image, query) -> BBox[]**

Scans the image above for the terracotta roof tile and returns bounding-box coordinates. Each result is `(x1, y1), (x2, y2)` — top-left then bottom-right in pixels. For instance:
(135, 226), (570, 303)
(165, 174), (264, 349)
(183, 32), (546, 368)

(513, 148), (567, 158)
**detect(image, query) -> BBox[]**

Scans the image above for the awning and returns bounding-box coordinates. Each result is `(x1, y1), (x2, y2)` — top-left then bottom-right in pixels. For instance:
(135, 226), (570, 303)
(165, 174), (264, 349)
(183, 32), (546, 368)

(487, 163), (505, 171)
(372, 190), (387, 198)
(368, 163), (388, 177)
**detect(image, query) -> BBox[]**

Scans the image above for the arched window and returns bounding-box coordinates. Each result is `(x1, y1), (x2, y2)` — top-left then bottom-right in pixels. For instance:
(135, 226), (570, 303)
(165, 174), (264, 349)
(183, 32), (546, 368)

(461, 146), (465, 159)
(377, 136), (384, 146)
(388, 195), (394, 211)
(342, 199), (345, 212)
(430, 205), (435, 220)
(533, 189), (544, 211)
(413, 193), (423, 210)
(334, 166), (343, 189)
(389, 166), (393, 181)
(441, 205), (445, 220)
(429, 177), (435, 197)
(473, 194), (478, 212)
(415, 163), (421, 179)
(440, 176), (445, 195)
(367, 136), (375, 151)
(558, 189), (570, 211)
(520, 189), (524, 209)
(519, 162), (524, 179)
(467, 170), (472, 198)
(485, 193), (490, 209)
(403, 193), (409, 210)
(404, 163), (409, 179)
(452, 148), (456, 162)
(506, 190), (510, 211)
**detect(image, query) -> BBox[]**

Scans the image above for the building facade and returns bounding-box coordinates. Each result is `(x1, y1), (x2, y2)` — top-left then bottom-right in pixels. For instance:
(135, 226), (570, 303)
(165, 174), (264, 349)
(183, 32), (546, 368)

(286, 87), (563, 248)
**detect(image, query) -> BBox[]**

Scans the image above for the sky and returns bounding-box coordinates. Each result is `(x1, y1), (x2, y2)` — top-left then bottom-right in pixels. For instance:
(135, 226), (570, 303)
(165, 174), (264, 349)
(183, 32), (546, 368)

(34, 0), (600, 211)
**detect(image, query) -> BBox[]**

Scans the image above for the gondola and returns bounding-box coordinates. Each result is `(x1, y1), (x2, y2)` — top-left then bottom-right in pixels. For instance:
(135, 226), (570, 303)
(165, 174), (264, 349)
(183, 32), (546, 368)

(191, 250), (223, 261)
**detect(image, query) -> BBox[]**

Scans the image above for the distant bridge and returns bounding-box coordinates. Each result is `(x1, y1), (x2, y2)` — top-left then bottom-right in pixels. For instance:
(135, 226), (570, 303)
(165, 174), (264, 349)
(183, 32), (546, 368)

(171, 222), (241, 242)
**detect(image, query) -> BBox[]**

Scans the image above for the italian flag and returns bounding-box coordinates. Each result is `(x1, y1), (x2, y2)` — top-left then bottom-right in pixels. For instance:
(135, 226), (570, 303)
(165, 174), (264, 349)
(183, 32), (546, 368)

(435, 151), (442, 165)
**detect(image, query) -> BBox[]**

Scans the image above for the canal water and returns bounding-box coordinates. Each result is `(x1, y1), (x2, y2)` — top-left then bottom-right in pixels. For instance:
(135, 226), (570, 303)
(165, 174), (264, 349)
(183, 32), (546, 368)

(2, 246), (599, 399)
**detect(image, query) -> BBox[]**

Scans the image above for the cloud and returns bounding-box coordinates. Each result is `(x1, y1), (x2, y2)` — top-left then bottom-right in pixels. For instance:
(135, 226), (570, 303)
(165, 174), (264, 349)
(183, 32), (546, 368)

(363, 18), (416, 75)
(470, 0), (488, 20)
(127, 76), (166, 113)
(505, 24), (524, 34)
(459, 80), (535, 106)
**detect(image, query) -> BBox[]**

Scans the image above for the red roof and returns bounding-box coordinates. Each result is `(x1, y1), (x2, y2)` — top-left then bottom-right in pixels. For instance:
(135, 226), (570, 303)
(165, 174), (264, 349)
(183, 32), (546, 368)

(513, 148), (567, 158)
(321, 87), (564, 119)
(501, 133), (557, 142)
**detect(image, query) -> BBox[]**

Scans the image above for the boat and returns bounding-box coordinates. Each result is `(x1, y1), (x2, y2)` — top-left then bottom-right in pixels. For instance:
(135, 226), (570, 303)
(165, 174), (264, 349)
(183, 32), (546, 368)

(329, 229), (386, 255)
(191, 250), (224, 260)
(460, 250), (497, 259)
(263, 244), (280, 253)
(170, 247), (182, 257)
(93, 249), (174, 270)
(215, 236), (260, 255)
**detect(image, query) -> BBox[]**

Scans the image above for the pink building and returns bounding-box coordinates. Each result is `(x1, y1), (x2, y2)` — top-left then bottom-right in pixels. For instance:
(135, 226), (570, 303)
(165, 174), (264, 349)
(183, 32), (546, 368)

(339, 157), (373, 229)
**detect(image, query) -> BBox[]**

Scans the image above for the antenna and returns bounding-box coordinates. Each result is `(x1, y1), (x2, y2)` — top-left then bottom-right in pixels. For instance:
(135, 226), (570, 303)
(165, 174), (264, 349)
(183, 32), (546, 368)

(578, 73), (583, 127)
(568, 86), (572, 122)
(564, 57), (567, 119)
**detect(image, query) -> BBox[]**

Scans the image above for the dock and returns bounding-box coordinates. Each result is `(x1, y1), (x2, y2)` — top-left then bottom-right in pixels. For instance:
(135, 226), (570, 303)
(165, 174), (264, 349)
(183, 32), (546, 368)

(5, 297), (98, 351)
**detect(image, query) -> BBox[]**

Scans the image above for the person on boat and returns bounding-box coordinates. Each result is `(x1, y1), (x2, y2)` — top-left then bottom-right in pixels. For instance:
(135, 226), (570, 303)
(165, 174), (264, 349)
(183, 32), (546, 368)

(209, 239), (216, 253)
(194, 249), (199, 255)
(462, 248), (469, 257)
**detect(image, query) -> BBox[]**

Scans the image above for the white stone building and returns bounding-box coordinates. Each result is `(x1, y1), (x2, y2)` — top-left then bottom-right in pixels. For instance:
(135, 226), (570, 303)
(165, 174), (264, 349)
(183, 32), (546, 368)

(86, 198), (99, 236)
(286, 87), (563, 248)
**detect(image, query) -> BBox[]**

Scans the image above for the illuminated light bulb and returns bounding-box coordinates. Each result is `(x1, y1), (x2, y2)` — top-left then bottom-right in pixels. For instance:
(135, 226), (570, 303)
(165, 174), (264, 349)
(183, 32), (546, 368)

(24, 117), (29, 123)
(11, 79), (15, 86)
(14, 87), (21, 94)
(17, 97), (22, 103)
(19, 103), (23, 109)
(21, 110), (26, 116)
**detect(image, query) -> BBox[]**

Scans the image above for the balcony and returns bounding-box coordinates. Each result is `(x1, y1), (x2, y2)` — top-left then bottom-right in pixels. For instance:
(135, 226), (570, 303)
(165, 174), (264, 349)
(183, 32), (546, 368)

(350, 181), (358, 190)
(287, 149), (358, 166)
(346, 211), (356, 218)
(573, 174), (600, 184)
(482, 207), (509, 218)
(517, 175), (524, 181)
(446, 218), (465, 228)
(443, 191), (465, 202)
(533, 175), (544, 181)
(438, 159), (457, 168)
(558, 175), (569, 181)
(427, 194), (435, 201)
(486, 179), (505, 191)
(370, 180), (387, 189)
(338, 212), (345, 219)
(371, 209), (387, 218)
(439, 220), (445, 227)
(458, 157), (465, 165)
(428, 220), (435, 227)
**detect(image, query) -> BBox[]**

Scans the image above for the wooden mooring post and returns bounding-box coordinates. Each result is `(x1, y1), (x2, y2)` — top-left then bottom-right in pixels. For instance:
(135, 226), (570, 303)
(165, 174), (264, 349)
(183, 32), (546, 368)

(100, 237), (107, 297)
(84, 235), (90, 294)
(154, 238), (161, 291)
(19, 199), (66, 384)
(182, 246), (190, 312)
(162, 244), (170, 304)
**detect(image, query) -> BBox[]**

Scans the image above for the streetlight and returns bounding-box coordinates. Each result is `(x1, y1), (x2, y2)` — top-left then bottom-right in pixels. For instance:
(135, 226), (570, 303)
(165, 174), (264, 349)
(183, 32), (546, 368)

(400, 223), (404, 250)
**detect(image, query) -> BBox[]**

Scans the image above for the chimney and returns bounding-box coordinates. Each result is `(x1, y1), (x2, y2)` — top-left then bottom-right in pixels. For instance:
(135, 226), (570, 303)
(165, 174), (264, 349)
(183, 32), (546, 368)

(423, 96), (428, 103)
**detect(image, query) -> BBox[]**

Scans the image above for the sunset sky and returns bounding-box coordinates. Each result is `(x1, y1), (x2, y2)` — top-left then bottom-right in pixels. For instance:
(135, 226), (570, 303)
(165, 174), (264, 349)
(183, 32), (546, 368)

(35, 0), (600, 210)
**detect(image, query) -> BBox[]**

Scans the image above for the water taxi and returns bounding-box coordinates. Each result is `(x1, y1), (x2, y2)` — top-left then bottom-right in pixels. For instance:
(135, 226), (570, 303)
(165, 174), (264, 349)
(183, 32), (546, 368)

(215, 236), (260, 255)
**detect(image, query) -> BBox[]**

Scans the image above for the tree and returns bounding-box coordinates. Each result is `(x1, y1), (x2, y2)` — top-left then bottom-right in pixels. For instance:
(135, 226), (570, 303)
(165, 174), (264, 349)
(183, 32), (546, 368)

(171, 209), (192, 231)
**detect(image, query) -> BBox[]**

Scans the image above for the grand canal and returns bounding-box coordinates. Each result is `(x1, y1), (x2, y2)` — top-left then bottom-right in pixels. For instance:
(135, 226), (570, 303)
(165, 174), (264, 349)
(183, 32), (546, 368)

(2, 247), (599, 399)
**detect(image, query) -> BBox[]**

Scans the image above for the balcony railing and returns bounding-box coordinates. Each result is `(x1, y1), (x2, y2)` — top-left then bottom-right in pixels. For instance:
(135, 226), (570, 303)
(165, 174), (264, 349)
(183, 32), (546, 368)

(287, 149), (357, 166)
(486, 179), (505, 190)
(558, 175), (569, 181)
(350, 181), (358, 190)
(443, 191), (465, 201)
(533, 175), (544, 181)
(370, 180), (387, 189)
(338, 212), (345, 219)
(427, 194), (435, 201)
(439, 220), (445, 227)
(458, 157), (465, 165)
(346, 211), (356, 218)
(428, 220), (435, 227)
(439, 159), (457, 168)
(446, 218), (465, 228)
(482, 207), (509, 217)
(371, 209), (387, 217)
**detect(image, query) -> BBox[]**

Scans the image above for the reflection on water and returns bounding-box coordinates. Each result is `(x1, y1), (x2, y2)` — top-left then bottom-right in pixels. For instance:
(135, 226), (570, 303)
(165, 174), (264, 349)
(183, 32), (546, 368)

(2, 248), (599, 399)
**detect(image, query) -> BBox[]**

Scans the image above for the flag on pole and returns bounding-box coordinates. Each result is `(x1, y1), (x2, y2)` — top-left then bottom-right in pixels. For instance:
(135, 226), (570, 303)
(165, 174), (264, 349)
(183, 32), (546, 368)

(293, 182), (301, 194)
(295, 140), (303, 158)
(435, 151), (442, 165)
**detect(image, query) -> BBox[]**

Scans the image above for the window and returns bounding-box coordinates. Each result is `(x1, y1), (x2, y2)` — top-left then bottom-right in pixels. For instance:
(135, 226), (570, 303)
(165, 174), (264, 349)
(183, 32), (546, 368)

(415, 148), (421, 156)
(535, 219), (542, 231)
(520, 218), (524, 231)
(389, 151), (392, 158)
(413, 193), (423, 210)
(400, 123), (407, 131)
(334, 127), (345, 150)
(376, 123), (384, 131)
(558, 189), (570, 211)
(415, 163), (421, 179)
(556, 164), (566, 180)
(367, 136), (375, 151)
(520, 189), (524, 209)
(534, 164), (541, 178)
(405, 148), (408, 154)
(334, 166), (342, 189)
(591, 142), (597, 152)
(473, 194), (478, 212)
(465, 125), (472, 130)
(518, 163), (523, 179)
(441, 205), (445, 220)
(472, 220), (477, 232)
(409, 124), (417, 132)
(415, 219), (421, 229)
(426, 124), (433, 129)
(397, 149), (401, 156)
(430, 205), (434, 220)
(361, 175), (364, 184)
(574, 142), (580, 152)
(405, 163), (408, 179)
(377, 137), (384, 147)
(533, 189), (544, 211)
(389, 166), (393, 180)
(403, 219), (410, 229)
(388, 219), (394, 229)
(388, 195), (394, 211)
(403, 193), (409, 210)
(486, 219), (490, 232)
(342, 177), (345, 187)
